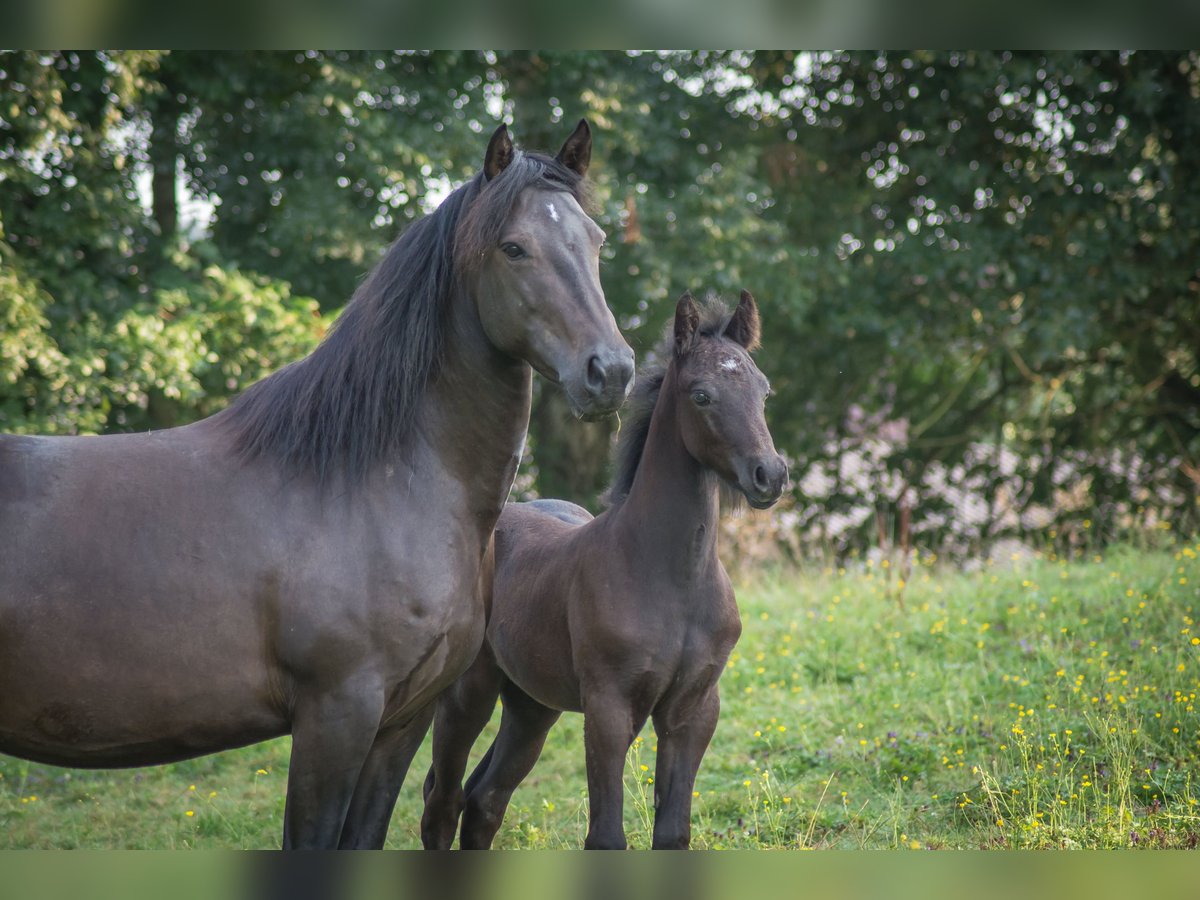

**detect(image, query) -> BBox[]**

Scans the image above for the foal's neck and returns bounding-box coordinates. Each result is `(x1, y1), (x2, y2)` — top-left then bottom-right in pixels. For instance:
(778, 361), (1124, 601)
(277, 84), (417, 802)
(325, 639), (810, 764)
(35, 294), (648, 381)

(617, 369), (721, 580)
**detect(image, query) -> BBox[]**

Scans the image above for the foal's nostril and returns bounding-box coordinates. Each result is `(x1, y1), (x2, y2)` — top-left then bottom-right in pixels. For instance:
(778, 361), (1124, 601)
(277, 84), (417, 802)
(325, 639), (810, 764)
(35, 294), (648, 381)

(585, 355), (605, 395)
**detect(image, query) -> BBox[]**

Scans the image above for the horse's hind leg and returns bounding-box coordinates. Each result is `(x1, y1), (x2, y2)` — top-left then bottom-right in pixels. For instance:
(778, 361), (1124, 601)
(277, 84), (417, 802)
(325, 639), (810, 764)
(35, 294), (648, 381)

(459, 683), (560, 849)
(649, 687), (720, 849)
(338, 701), (436, 849)
(420, 646), (506, 849)
(282, 677), (386, 849)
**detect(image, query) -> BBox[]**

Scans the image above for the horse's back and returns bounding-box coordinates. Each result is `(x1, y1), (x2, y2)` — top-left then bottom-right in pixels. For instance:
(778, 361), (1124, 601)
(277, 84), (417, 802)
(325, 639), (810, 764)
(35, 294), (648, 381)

(0, 433), (47, 499)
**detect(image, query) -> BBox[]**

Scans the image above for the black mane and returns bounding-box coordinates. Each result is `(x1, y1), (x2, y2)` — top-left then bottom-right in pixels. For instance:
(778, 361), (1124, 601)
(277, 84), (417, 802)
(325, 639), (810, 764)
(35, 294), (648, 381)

(220, 149), (587, 484)
(603, 297), (738, 507)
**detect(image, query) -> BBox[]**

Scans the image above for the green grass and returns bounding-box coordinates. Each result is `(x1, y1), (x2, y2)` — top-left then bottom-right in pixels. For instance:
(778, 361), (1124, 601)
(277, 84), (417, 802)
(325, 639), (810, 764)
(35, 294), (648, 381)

(3, 538), (1199, 849)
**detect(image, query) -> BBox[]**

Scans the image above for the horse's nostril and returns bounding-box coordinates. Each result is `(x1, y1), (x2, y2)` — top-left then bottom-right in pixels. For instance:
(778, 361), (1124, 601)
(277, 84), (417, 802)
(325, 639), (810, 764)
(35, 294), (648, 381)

(619, 355), (634, 386)
(754, 465), (769, 492)
(585, 355), (605, 394)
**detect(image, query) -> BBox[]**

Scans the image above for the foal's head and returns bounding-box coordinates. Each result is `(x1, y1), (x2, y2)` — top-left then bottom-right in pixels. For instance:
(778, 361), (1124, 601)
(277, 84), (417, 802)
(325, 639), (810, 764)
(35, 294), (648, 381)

(671, 290), (788, 509)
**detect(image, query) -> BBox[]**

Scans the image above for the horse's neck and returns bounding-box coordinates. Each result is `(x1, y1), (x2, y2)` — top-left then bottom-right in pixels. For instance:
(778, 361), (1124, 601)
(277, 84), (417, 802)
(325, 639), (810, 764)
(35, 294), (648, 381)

(617, 376), (721, 579)
(418, 286), (532, 513)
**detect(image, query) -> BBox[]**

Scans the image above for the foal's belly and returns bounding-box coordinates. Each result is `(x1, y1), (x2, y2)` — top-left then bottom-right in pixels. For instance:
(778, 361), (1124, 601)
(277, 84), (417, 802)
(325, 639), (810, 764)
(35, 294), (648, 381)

(497, 649), (584, 714)
(487, 596), (583, 713)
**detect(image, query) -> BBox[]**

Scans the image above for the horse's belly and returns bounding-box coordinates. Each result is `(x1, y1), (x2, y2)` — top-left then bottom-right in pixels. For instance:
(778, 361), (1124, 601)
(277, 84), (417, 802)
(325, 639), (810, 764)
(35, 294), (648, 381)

(0, 656), (285, 768)
(0, 687), (286, 770)
(0, 585), (285, 767)
(0, 717), (286, 770)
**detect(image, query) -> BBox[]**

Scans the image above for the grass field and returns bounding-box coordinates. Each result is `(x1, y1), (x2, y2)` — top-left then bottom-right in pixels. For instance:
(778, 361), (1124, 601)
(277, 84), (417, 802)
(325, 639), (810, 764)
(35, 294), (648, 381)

(3, 537), (1198, 849)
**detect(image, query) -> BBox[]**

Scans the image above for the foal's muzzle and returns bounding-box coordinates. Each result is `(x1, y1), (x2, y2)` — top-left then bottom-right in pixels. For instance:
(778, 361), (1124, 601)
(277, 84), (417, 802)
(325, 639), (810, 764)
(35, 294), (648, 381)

(738, 453), (789, 509)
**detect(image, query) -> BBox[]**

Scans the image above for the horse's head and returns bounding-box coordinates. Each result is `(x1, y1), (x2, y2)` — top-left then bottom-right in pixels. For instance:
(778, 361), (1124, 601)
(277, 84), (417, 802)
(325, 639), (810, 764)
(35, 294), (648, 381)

(465, 121), (633, 420)
(670, 290), (788, 509)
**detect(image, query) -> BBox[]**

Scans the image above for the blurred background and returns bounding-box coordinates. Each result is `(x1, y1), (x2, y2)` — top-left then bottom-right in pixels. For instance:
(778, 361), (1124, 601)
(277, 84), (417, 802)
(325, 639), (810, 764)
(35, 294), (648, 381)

(2, 50), (1197, 565)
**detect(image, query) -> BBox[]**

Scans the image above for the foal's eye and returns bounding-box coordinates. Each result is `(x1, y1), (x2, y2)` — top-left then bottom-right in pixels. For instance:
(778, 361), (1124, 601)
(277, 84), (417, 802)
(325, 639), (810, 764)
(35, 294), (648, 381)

(692, 391), (711, 407)
(500, 242), (526, 260)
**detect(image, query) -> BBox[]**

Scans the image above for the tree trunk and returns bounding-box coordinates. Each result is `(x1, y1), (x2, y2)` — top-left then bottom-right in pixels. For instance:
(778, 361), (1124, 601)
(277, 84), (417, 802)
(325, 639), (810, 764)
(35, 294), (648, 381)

(530, 383), (618, 507)
(148, 86), (178, 242)
(502, 52), (619, 508)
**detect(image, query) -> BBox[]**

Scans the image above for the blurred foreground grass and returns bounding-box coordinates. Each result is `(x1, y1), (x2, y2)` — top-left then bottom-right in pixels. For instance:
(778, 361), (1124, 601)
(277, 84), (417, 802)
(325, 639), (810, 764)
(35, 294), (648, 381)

(3, 539), (1198, 849)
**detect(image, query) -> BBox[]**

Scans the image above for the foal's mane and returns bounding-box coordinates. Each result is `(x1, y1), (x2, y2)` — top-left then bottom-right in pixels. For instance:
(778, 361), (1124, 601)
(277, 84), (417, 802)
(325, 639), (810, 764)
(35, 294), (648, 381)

(603, 297), (740, 507)
(221, 149), (588, 484)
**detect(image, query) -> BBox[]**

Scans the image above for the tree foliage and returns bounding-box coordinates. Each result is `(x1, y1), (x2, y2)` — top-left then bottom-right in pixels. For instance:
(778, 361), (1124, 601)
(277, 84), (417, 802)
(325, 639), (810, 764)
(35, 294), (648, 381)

(2, 50), (1195, 551)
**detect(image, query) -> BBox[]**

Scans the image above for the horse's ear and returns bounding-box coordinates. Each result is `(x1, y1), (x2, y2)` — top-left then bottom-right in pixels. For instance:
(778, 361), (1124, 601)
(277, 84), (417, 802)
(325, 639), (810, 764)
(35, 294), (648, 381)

(484, 123), (515, 181)
(674, 291), (700, 357)
(725, 289), (761, 352)
(556, 118), (591, 177)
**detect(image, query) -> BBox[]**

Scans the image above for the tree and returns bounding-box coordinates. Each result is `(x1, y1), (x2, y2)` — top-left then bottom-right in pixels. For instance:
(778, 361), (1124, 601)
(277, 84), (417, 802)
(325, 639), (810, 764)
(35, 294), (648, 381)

(0, 52), (324, 435)
(4, 51), (1194, 547)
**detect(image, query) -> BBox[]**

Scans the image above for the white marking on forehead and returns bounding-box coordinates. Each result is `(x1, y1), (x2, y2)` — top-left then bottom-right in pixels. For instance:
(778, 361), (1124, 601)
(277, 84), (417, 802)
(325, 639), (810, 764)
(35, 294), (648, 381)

(546, 201), (560, 222)
(720, 357), (740, 372)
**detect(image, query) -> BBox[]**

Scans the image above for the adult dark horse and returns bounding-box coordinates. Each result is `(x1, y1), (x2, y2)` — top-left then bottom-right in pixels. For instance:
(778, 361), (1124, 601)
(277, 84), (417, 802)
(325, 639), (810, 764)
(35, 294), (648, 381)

(0, 121), (634, 849)
(421, 290), (787, 849)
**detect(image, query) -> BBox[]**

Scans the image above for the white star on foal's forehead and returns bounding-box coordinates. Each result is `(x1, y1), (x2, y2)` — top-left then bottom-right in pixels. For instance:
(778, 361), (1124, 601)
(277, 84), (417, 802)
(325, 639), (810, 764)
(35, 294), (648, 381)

(546, 201), (560, 222)
(720, 357), (740, 372)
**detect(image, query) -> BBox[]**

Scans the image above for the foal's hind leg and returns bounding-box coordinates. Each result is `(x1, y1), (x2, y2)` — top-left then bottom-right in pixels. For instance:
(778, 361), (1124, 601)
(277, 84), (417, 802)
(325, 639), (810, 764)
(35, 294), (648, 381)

(420, 646), (506, 849)
(338, 701), (436, 849)
(459, 683), (560, 849)
(282, 676), (386, 849)
(649, 687), (720, 849)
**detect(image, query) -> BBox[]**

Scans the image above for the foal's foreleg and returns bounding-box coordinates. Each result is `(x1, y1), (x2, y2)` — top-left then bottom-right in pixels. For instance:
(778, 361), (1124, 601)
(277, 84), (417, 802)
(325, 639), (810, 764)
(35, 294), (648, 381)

(582, 693), (644, 850)
(281, 677), (386, 850)
(650, 688), (720, 849)
(338, 701), (436, 849)
(420, 648), (506, 849)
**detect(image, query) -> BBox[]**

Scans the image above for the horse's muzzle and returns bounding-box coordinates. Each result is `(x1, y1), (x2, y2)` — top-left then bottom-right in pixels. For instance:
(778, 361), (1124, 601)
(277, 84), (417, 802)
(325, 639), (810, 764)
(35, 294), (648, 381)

(572, 346), (635, 419)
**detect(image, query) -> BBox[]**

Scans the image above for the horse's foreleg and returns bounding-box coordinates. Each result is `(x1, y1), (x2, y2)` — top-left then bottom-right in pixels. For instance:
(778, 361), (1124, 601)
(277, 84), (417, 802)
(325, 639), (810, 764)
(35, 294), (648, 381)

(459, 683), (560, 849)
(281, 678), (386, 850)
(649, 688), (720, 850)
(338, 702), (436, 849)
(420, 648), (506, 849)
(581, 692), (642, 850)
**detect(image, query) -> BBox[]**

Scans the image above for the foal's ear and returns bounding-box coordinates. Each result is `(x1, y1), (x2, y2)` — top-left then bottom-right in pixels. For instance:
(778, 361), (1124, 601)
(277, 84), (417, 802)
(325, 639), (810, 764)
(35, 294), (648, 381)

(484, 123), (515, 181)
(725, 289), (761, 352)
(674, 291), (700, 357)
(556, 118), (592, 177)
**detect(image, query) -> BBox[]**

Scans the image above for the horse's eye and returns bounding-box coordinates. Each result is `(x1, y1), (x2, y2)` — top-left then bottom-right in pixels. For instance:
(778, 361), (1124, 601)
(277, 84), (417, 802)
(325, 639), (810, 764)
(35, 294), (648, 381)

(692, 391), (710, 407)
(501, 242), (526, 260)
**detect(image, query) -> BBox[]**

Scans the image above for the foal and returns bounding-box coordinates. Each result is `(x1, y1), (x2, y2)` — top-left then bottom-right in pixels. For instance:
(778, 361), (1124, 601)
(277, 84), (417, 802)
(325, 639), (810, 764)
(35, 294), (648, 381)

(421, 290), (787, 849)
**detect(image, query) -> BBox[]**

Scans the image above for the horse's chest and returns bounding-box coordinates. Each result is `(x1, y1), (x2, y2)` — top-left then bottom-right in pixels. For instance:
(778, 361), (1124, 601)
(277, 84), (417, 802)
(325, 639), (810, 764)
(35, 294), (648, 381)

(337, 511), (488, 680)
(369, 529), (483, 629)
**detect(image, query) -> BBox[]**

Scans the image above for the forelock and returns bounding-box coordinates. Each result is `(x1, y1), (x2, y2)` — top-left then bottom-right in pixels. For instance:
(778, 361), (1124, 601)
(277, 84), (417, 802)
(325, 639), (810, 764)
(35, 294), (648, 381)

(455, 150), (591, 268)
